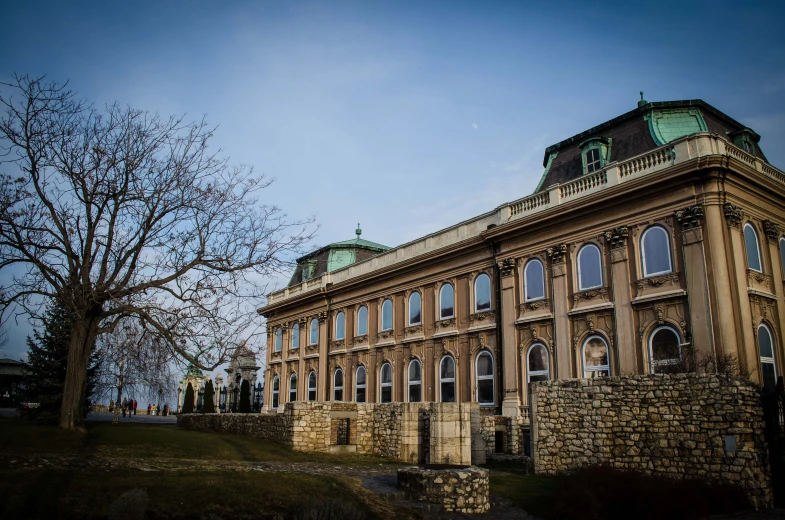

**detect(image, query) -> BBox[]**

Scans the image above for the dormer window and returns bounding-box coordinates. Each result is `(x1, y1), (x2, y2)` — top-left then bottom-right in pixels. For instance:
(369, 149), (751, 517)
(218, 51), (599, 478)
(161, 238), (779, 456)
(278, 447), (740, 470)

(579, 137), (611, 176)
(744, 141), (754, 154)
(729, 128), (763, 159)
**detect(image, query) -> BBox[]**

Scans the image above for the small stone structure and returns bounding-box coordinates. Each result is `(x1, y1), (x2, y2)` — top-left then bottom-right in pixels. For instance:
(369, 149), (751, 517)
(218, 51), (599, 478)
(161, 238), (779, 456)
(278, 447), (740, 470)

(177, 365), (205, 413)
(531, 373), (773, 508)
(397, 466), (490, 513)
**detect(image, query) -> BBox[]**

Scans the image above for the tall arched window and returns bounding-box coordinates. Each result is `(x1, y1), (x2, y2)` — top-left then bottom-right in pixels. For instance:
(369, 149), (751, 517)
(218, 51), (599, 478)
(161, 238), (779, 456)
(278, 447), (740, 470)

(474, 273), (491, 312)
(744, 223), (763, 272)
(381, 299), (393, 331)
(578, 244), (603, 290)
(409, 292), (422, 325)
(408, 359), (422, 402)
(333, 368), (344, 401)
(271, 375), (279, 409)
(527, 344), (550, 404)
(649, 326), (681, 373)
(307, 371), (317, 401)
(582, 335), (610, 378)
(759, 324), (777, 390)
(357, 306), (368, 336)
(291, 323), (299, 350)
(475, 351), (494, 405)
(524, 259), (545, 301)
(380, 362), (392, 403)
(440, 283), (455, 319)
(779, 237), (785, 278)
(289, 373), (297, 402)
(641, 226), (672, 277)
(335, 312), (345, 340)
(309, 318), (318, 345)
(355, 366), (366, 403)
(440, 355), (456, 402)
(274, 328), (282, 352)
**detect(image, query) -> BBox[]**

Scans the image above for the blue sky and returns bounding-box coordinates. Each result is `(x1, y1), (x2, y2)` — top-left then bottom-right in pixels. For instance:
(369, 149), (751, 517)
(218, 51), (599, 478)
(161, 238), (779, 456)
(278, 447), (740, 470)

(1, 0), (784, 362)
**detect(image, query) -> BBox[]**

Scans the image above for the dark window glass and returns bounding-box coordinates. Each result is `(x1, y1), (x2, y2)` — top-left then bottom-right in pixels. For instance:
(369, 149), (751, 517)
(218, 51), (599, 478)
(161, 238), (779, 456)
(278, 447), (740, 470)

(583, 336), (610, 378)
(528, 346), (548, 372)
(642, 227), (672, 276)
(652, 328), (680, 363)
(586, 148), (601, 173)
(409, 292), (422, 325)
(409, 384), (421, 402)
(525, 260), (545, 301)
(380, 363), (392, 403)
(272, 376), (279, 408)
(381, 299), (393, 331)
(762, 362), (776, 390)
(440, 284), (454, 319)
(779, 238), (785, 278)
(578, 244), (603, 290)
(308, 372), (316, 401)
(475, 274), (491, 312)
(289, 374), (297, 402)
(440, 356), (456, 403)
(335, 312), (345, 340)
(334, 369), (343, 401)
(759, 325), (774, 358)
(356, 366), (366, 403)
(744, 224), (762, 272)
(477, 379), (493, 404)
(408, 359), (421, 403)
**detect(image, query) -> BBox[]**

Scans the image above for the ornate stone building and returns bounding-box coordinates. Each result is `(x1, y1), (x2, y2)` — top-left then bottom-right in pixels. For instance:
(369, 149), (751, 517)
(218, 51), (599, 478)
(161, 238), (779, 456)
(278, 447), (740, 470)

(258, 98), (785, 449)
(225, 342), (261, 411)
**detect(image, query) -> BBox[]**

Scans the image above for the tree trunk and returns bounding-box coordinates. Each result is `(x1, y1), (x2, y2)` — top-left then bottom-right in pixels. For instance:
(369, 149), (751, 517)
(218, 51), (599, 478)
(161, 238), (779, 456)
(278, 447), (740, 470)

(59, 309), (100, 431)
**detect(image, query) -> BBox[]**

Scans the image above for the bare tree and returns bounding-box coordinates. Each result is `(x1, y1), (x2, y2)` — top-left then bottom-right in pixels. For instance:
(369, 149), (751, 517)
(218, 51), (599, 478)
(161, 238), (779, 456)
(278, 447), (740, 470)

(0, 75), (312, 430)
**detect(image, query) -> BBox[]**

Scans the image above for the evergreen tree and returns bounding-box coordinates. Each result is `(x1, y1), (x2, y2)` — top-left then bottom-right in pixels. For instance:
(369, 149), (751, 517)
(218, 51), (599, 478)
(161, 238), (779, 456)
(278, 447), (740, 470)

(202, 380), (215, 413)
(25, 301), (100, 423)
(239, 380), (251, 413)
(182, 382), (195, 414)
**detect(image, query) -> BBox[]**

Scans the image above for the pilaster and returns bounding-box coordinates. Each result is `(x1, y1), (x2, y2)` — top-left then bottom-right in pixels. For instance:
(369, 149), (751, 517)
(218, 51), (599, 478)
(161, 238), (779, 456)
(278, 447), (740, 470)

(704, 203), (739, 357)
(604, 227), (637, 374)
(317, 312), (328, 400)
(498, 258), (520, 417)
(548, 244), (572, 379)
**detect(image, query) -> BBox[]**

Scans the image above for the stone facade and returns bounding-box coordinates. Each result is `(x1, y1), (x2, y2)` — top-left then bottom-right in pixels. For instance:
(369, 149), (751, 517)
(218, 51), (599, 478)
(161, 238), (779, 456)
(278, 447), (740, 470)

(178, 410), (292, 446)
(397, 466), (490, 514)
(531, 373), (773, 508)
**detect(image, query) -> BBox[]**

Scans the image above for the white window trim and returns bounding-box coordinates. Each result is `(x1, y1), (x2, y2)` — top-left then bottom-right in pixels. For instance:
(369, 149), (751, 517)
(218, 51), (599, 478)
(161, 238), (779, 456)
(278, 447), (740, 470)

(271, 375), (280, 409)
(355, 366), (366, 402)
(475, 350), (495, 406)
(439, 355), (456, 402)
(408, 292), (422, 326)
(407, 358), (422, 402)
(582, 335), (611, 378)
(759, 323), (777, 379)
(439, 283), (455, 320)
(380, 362), (393, 403)
(307, 371), (317, 401)
(577, 244), (603, 291)
(524, 259), (546, 302)
(335, 312), (345, 340)
(333, 368), (344, 401)
(474, 273), (492, 313)
(381, 299), (393, 331)
(309, 318), (318, 345)
(291, 323), (299, 349)
(356, 305), (369, 336)
(274, 328), (282, 352)
(526, 343), (550, 381)
(641, 226), (673, 278)
(744, 223), (763, 273)
(289, 373), (297, 402)
(648, 325), (682, 373)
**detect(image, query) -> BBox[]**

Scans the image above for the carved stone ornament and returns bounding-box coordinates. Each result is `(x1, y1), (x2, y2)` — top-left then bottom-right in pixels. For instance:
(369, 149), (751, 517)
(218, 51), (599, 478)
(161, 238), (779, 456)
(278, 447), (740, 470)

(353, 335), (368, 345)
(469, 310), (496, 323)
(723, 203), (742, 229)
(378, 330), (394, 340)
(437, 318), (456, 328)
(586, 316), (595, 332)
(656, 306), (664, 325)
(675, 204), (704, 230)
(547, 244), (567, 264)
(603, 227), (629, 249)
(521, 298), (550, 311)
(405, 325), (423, 335)
(498, 258), (516, 276)
(763, 220), (780, 243)
(331, 339), (345, 349)
(317, 311), (327, 323)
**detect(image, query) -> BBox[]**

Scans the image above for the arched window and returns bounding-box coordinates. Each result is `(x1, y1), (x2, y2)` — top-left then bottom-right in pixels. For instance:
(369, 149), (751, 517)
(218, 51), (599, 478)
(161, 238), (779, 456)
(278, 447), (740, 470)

(408, 359), (422, 402)
(355, 366), (366, 403)
(357, 306), (368, 336)
(440, 283), (455, 319)
(641, 226), (672, 277)
(335, 312), (345, 340)
(474, 273), (491, 312)
(380, 362), (392, 403)
(779, 237), (785, 278)
(578, 244), (603, 290)
(744, 223), (763, 272)
(759, 324), (777, 390)
(475, 351), (494, 405)
(274, 328), (282, 352)
(409, 292), (422, 325)
(307, 371), (317, 401)
(440, 355), (456, 402)
(309, 318), (318, 345)
(271, 375), (279, 409)
(289, 373), (297, 402)
(582, 335), (610, 378)
(333, 368), (344, 401)
(381, 299), (393, 331)
(524, 259), (545, 301)
(527, 344), (550, 404)
(649, 326), (682, 373)
(291, 323), (299, 350)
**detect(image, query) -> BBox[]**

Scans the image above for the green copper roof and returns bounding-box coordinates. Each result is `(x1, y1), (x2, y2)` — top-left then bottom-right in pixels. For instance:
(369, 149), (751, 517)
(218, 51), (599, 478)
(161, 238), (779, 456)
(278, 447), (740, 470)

(646, 108), (708, 146)
(293, 224), (391, 281)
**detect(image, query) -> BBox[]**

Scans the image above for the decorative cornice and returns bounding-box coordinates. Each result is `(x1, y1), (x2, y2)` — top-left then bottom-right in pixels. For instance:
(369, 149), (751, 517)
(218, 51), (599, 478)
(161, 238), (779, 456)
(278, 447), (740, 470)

(546, 244), (567, 264)
(763, 220), (780, 243)
(674, 204), (704, 230)
(723, 203), (742, 229)
(603, 227), (628, 249)
(498, 258), (516, 277)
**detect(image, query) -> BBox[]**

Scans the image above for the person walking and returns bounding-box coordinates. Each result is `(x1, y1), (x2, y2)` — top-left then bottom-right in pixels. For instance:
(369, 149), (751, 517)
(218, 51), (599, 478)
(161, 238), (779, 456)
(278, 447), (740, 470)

(133, 399), (138, 415)
(147, 403), (152, 415)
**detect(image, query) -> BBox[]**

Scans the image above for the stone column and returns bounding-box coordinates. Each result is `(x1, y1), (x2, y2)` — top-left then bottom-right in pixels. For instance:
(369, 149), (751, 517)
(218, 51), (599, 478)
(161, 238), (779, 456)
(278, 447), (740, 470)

(704, 203), (739, 357)
(548, 245), (572, 379)
(318, 312), (328, 401)
(605, 227), (637, 374)
(675, 205), (715, 364)
(498, 258), (520, 417)
(298, 319), (306, 402)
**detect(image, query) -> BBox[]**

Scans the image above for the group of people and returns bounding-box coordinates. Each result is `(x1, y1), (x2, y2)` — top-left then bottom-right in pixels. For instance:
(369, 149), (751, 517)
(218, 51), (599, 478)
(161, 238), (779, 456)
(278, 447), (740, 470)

(108, 398), (170, 423)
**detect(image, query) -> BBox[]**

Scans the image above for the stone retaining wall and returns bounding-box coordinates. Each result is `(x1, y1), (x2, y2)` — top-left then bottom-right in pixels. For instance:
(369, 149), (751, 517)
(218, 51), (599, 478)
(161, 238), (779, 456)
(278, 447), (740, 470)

(397, 466), (490, 513)
(531, 373), (772, 508)
(178, 411), (292, 446)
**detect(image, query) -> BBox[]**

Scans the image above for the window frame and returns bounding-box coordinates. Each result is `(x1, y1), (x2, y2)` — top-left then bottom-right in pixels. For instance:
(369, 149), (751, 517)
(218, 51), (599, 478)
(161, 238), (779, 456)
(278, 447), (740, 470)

(380, 362), (393, 403)
(526, 343), (551, 403)
(758, 323), (777, 390)
(648, 325), (682, 373)
(640, 225), (673, 278)
(408, 358), (422, 403)
(577, 243), (603, 291)
(309, 318), (318, 345)
(271, 375), (279, 409)
(274, 327), (282, 352)
(408, 291), (422, 326)
(439, 355), (456, 403)
(333, 368), (344, 402)
(289, 373), (297, 402)
(307, 371), (317, 401)
(355, 365), (366, 403)
(335, 311), (345, 340)
(439, 283), (455, 320)
(475, 350), (495, 406)
(381, 299), (393, 332)
(744, 223), (763, 273)
(291, 323), (299, 350)
(582, 335), (611, 378)
(474, 273), (492, 312)
(585, 147), (602, 173)
(524, 259), (546, 302)
(779, 237), (785, 279)
(356, 305), (368, 336)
